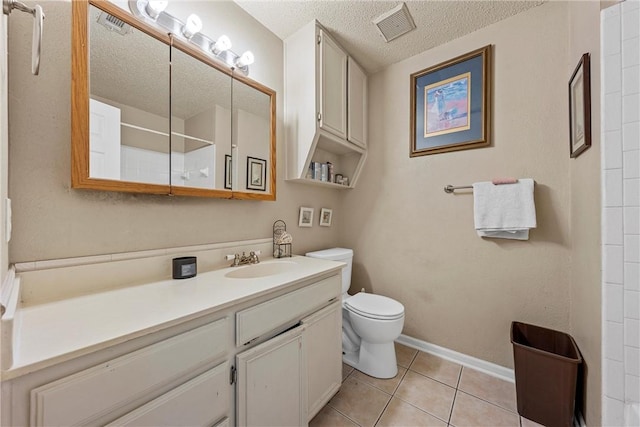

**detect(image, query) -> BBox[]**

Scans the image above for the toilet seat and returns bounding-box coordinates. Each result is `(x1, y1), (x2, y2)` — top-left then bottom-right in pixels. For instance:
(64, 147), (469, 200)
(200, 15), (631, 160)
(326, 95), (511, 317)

(344, 293), (404, 321)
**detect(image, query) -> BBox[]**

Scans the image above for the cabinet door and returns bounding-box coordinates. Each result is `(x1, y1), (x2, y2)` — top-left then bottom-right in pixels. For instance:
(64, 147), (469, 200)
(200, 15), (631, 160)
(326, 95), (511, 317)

(105, 362), (230, 427)
(347, 57), (367, 148)
(236, 325), (306, 427)
(302, 301), (342, 420)
(318, 29), (347, 139)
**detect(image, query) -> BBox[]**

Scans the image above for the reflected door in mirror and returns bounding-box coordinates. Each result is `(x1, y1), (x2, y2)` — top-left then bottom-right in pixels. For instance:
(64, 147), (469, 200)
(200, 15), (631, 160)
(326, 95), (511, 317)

(88, 4), (170, 185)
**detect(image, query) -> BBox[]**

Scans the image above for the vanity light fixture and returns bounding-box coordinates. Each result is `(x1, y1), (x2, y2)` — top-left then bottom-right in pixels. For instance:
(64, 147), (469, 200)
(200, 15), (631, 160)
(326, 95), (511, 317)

(144, 0), (166, 20)
(128, 0), (256, 75)
(211, 35), (231, 55)
(234, 50), (254, 72)
(181, 13), (202, 39)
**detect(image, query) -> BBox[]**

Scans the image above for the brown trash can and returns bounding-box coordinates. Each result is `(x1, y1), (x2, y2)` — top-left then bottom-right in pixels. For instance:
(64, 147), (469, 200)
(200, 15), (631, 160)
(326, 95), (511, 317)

(511, 322), (582, 427)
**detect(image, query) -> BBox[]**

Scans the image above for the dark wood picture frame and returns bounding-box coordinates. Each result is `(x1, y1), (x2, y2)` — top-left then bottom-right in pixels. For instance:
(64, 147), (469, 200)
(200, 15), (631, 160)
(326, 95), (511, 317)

(410, 45), (491, 157)
(569, 53), (591, 158)
(246, 157), (266, 191)
(224, 154), (232, 190)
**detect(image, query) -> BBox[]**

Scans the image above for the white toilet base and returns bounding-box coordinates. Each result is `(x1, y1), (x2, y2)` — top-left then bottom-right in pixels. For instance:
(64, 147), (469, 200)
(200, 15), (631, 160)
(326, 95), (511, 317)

(343, 341), (398, 379)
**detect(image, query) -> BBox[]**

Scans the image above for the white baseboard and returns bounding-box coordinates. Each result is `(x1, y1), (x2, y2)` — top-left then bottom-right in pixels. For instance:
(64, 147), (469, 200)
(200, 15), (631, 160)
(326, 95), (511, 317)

(396, 334), (515, 383)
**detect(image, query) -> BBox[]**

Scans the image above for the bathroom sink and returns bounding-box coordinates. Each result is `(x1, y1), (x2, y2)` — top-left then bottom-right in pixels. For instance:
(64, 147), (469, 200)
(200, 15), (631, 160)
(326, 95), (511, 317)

(224, 261), (298, 279)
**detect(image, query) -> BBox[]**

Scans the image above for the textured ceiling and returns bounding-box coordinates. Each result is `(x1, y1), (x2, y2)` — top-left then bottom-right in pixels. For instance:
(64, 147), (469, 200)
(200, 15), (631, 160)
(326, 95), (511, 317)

(234, 0), (545, 73)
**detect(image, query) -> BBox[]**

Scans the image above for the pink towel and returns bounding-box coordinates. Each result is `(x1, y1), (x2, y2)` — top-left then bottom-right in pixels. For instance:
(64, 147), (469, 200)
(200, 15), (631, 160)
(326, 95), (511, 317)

(492, 177), (518, 185)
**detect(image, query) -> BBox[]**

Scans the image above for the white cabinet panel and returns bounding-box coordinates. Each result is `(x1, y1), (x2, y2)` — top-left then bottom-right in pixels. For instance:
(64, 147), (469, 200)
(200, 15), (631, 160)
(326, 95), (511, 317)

(319, 29), (347, 139)
(303, 300), (342, 420)
(106, 362), (230, 427)
(347, 58), (367, 148)
(236, 325), (306, 427)
(236, 274), (340, 346)
(30, 318), (228, 426)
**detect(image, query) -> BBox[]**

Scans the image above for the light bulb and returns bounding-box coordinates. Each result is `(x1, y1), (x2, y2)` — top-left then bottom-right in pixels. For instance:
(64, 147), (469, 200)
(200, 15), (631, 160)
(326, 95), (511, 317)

(145, 0), (167, 19)
(182, 14), (202, 39)
(211, 35), (232, 55)
(235, 51), (254, 68)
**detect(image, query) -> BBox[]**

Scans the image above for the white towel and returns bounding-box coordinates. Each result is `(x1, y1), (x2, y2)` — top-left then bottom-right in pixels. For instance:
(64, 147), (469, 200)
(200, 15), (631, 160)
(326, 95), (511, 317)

(472, 179), (536, 240)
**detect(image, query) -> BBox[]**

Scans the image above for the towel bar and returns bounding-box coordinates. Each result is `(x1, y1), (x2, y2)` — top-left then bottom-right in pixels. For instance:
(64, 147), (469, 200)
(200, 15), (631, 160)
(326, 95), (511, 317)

(444, 180), (536, 194)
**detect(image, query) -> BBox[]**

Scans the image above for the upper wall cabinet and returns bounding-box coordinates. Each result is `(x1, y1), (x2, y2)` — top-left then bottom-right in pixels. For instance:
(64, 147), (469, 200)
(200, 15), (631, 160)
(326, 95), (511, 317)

(71, 0), (276, 200)
(285, 21), (367, 189)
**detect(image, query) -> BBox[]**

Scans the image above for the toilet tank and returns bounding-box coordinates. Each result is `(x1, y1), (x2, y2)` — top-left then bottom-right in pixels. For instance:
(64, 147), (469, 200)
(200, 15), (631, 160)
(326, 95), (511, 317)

(305, 248), (353, 294)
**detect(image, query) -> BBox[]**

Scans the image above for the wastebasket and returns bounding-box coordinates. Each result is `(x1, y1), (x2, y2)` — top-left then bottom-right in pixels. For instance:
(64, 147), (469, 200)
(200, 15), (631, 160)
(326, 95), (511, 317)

(511, 321), (582, 427)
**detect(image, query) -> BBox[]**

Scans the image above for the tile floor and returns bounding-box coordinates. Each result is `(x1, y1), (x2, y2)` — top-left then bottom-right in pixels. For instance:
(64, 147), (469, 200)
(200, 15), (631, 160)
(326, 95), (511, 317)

(310, 343), (544, 427)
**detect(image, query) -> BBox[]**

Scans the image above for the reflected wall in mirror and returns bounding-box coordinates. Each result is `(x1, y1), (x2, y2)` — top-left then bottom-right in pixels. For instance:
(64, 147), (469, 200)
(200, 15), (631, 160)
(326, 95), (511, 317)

(232, 75), (276, 199)
(170, 43), (232, 195)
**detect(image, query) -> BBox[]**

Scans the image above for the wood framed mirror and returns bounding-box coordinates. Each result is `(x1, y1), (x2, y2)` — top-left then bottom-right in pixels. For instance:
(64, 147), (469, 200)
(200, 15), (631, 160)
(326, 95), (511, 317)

(71, 0), (276, 200)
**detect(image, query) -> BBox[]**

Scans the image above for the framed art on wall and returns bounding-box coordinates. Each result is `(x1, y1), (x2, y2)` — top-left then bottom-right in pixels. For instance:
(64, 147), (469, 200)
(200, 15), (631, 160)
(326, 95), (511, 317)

(298, 207), (314, 227)
(246, 157), (266, 191)
(319, 208), (333, 227)
(410, 45), (491, 157)
(569, 53), (591, 158)
(224, 155), (232, 190)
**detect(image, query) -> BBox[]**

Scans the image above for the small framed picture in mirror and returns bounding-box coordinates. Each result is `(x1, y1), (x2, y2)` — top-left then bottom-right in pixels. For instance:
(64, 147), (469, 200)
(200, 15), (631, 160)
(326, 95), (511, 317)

(225, 155), (232, 190)
(319, 208), (333, 227)
(299, 207), (314, 227)
(246, 157), (266, 191)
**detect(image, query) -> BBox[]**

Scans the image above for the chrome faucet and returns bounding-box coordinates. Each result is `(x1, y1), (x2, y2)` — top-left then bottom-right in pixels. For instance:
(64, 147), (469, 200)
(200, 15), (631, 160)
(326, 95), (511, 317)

(228, 251), (260, 267)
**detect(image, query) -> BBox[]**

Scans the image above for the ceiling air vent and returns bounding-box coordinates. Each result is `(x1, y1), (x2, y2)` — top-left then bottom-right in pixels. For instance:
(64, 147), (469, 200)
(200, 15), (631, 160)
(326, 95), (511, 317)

(97, 12), (131, 36)
(372, 3), (416, 43)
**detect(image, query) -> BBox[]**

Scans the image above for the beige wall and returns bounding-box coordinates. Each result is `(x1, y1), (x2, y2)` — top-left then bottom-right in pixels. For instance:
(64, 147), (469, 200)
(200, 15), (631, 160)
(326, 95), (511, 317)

(568, 2), (602, 424)
(342, 2), (574, 367)
(7, 1), (341, 263)
(1, 14), (7, 283)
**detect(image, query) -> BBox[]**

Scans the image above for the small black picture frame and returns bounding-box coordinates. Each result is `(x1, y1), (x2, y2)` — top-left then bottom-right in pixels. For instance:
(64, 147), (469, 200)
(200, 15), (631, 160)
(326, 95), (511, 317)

(224, 154), (232, 190)
(246, 157), (266, 191)
(569, 53), (592, 158)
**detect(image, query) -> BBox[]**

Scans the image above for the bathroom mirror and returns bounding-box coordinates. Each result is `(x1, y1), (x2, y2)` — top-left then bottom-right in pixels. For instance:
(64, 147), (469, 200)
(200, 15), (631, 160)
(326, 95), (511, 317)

(72, 0), (276, 200)
(170, 40), (232, 197)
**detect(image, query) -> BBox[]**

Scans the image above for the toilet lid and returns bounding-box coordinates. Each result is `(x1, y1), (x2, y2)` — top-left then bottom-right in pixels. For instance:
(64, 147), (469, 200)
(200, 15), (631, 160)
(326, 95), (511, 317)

(344, 293), (404, 320)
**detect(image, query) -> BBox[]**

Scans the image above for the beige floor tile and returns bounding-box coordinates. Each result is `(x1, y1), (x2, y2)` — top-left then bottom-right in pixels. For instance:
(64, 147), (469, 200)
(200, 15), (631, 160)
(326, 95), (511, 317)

(395, 342), (418, 368)
(394, 370), (455, 422)
(310, 405), (360, 427)
(450, 391), (520, 427)
(343, 363), (355, 381)
(328, 376), (392, 427)
(520, 416), (545, 427)
(376, 397), (447, 427)
(350, 366), (407, 395)
(458, 368), (517, 412)
(410, 352), (462, 387)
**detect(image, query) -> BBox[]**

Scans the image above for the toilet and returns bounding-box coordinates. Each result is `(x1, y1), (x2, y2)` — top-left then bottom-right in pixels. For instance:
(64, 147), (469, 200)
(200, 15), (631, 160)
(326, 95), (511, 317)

(306, 248), (405, 379)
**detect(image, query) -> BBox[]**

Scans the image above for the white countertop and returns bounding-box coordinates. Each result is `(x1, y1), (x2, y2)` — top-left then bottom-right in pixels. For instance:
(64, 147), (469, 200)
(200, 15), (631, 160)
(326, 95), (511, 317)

(2, 256), (344, 380)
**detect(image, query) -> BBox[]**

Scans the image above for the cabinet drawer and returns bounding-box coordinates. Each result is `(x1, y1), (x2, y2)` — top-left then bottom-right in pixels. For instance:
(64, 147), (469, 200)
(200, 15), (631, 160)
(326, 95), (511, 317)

(236, 274), (340, 346)
(30, 318), (229, 427)
(106, 362), (230, 427)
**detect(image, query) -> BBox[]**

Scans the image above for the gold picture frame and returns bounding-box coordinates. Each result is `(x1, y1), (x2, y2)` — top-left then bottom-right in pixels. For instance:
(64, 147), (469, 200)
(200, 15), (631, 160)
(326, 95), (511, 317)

(410, 45), (491, 157)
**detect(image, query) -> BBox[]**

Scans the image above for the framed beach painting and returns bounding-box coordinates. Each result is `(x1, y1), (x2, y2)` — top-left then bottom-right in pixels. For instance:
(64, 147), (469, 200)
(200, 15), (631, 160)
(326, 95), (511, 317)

(569, 53), (591, 158)
(410, 45), (491, 157)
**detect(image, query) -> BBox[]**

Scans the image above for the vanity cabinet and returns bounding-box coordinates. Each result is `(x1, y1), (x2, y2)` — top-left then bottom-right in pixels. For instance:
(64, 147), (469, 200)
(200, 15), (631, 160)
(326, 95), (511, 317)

(236, 325), (306, 426)
(303, 300), (342, 420)
(285, 20), (367, 189)
(2, 268), (342, 427)
(30, 318), (230, 426)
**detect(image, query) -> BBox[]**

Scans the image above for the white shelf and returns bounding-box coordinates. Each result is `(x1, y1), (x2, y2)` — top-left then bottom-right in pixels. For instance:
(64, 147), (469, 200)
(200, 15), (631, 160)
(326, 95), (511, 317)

(121, 122), (214, 145)
(286, 178), (352, 189)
